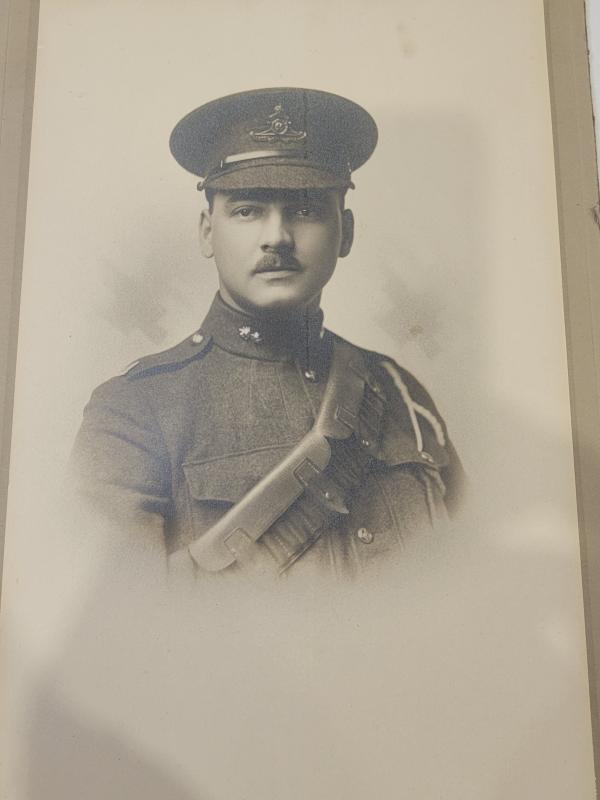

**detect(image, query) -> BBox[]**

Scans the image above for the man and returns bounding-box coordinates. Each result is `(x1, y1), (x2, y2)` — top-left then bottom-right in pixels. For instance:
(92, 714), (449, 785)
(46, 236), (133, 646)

(72, 87), (465, 584)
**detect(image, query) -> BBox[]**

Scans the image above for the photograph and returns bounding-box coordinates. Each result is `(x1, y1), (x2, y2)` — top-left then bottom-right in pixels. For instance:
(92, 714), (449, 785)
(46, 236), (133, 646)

(1, 1), (597, 798)
(71, 85), (466, 585)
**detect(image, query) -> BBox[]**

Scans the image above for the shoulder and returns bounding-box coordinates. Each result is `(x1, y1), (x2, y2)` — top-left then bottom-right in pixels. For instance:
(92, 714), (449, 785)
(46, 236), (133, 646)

(75, 331), (214, 460)
(83, 329), (214, 414)
(328, 330), (443, 425)
(118, 329), (213, 380)
(328, 332), (467, 512)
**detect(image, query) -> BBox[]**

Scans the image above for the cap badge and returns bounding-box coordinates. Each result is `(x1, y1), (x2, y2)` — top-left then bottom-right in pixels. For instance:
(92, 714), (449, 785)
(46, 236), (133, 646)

(249, 104), (307, 143)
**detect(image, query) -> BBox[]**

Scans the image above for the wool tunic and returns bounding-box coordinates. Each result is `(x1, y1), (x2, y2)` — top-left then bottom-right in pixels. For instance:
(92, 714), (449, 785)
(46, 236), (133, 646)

(72, 294), (465, 582)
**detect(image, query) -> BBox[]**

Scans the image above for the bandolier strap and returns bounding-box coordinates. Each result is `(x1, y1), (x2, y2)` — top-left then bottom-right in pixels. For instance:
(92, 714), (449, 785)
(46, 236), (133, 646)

(184, 340), (386, 573)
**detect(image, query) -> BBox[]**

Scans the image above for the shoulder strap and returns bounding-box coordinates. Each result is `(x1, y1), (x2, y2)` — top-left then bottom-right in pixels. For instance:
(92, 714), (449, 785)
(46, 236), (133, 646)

(125, 331), (212, 379)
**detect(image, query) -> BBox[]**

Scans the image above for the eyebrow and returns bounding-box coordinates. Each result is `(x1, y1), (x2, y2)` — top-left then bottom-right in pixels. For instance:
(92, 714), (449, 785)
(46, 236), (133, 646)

(223, 193), (266, 206)
(223, 191), (330, 205)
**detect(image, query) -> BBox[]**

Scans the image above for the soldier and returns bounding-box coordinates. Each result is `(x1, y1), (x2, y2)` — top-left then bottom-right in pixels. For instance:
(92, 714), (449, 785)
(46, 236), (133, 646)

(72, 87), (465, 584)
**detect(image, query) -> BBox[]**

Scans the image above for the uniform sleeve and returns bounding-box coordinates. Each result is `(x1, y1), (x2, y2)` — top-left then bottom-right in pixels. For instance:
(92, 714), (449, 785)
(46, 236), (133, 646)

(70, 375), (172, 536)
(375, 356), (467, 517)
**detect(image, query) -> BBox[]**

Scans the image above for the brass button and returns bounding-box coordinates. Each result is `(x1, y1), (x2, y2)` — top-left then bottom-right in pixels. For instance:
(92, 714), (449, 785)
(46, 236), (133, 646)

(357, 527), (374, 544)
(361, 438), (371, 448)
(304, 369), (317, 382)
(420, 451), (435, 464)
(191, 333), (204, 344)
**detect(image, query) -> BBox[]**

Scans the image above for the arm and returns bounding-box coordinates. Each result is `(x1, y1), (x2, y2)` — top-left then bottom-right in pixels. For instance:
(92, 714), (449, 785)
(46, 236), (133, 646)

(70, 375), (172, 555)
(375, 356), (467, 517)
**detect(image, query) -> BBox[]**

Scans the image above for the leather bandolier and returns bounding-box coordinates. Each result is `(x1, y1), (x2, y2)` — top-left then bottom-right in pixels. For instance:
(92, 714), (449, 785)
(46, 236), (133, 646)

(177, 339), (387, 578)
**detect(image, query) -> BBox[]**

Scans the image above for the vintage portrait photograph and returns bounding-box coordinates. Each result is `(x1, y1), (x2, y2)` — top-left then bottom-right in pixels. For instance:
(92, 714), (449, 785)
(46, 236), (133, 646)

(1, 1), (597, 797)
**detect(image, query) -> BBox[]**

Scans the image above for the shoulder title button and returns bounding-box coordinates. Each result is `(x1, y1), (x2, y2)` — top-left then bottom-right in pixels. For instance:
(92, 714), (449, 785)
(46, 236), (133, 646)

(420, 451), (435, 464)
(119, 359), (141, 376)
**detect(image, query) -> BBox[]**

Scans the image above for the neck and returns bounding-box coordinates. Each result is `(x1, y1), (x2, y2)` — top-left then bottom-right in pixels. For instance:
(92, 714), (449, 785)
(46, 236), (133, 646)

(202, 292), (327, 366)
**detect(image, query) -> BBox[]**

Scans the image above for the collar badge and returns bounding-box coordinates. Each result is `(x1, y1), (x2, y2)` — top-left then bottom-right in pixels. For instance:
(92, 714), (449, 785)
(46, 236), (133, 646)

(249, 104), (307, 143)
(239, 326), (263, 344)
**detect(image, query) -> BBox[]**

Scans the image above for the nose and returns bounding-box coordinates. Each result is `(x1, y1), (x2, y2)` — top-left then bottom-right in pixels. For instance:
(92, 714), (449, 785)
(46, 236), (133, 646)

(259, 207), (294, 251)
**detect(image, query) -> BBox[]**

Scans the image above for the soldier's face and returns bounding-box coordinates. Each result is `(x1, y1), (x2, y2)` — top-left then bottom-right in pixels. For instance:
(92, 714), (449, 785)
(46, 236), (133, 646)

(199, 189), (354, 314)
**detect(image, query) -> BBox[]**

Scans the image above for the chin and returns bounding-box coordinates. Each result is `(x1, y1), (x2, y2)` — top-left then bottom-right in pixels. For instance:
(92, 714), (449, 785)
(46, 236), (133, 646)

(244, 287), (315, 315)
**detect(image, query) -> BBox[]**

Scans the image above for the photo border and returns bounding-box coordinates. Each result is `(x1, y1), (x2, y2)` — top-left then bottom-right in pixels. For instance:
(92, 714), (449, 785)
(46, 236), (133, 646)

(1, 0), (599, 784)
(545, 0), (600, 783)
(0, 0), (39, 587)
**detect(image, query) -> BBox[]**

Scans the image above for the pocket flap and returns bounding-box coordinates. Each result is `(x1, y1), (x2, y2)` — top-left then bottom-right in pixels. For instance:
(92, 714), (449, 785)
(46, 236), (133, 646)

(183, 444), (294, 503)
(377, 421), (449, 470)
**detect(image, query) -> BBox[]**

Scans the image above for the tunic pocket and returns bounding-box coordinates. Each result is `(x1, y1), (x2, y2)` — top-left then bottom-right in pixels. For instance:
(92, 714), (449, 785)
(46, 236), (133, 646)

(376, 418), (449, 472)
(181, 443), (296, 543)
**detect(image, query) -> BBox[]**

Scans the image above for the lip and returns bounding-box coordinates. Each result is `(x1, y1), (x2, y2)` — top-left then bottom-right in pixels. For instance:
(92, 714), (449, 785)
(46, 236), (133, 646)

(255, 268), (300, 281)
(256, 266), (299, 274)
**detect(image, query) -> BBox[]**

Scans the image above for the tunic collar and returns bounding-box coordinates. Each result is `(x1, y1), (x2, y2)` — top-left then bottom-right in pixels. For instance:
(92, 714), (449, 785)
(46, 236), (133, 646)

(200, 293), (329, 368)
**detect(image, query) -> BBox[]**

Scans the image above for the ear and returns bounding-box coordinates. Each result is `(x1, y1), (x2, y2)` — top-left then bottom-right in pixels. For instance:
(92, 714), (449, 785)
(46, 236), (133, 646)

(198, 208), (214, 258)
(339, 208), (354, 258)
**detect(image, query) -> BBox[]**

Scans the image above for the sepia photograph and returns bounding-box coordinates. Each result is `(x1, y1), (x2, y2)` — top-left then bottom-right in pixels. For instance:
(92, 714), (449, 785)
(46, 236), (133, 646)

(1, 1), (598, 797)
(71, 85), (466, 584)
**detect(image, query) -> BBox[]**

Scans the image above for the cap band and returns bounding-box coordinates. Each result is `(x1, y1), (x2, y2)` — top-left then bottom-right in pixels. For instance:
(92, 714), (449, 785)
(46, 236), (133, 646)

(222, 150), (303, 166)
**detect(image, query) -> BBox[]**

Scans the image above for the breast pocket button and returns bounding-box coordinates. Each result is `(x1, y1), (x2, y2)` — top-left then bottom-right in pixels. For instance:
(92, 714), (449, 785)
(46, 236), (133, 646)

(356, 527), (374, 544)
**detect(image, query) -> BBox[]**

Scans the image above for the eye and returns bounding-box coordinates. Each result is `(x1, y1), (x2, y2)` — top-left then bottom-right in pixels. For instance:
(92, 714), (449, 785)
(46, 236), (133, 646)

(293, 205), (322, 219)
(231, 205), (261, 219)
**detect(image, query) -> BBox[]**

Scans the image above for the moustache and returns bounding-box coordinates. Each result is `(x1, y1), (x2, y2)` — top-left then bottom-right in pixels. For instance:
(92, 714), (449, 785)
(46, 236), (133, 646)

(253, 254), (301, 273)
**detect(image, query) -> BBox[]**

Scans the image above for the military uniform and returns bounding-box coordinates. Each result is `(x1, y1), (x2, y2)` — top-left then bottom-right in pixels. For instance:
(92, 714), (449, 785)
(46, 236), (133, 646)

(72, 293), (464, 581)
(71, 87), (465, 583)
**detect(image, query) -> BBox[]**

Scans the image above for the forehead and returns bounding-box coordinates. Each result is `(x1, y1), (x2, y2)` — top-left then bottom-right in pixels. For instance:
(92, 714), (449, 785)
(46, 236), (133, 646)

(216, 188), (342, 206)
